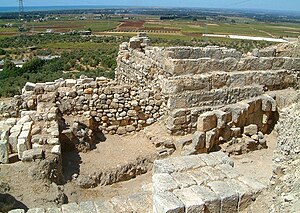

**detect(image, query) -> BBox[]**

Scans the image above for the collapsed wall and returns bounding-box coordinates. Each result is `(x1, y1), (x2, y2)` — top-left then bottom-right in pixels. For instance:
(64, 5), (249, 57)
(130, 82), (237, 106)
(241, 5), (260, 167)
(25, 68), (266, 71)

(116, 34), (300, 136)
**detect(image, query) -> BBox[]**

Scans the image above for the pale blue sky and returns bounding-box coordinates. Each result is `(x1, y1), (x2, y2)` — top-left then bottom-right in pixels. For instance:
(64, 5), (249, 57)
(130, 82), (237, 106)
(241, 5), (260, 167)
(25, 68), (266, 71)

(1, 0), (300, 12)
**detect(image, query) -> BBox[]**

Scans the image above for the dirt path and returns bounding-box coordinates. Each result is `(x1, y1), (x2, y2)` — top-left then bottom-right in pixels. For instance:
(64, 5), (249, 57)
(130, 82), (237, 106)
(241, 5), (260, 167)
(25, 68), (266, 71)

(232, 131), (278, 212)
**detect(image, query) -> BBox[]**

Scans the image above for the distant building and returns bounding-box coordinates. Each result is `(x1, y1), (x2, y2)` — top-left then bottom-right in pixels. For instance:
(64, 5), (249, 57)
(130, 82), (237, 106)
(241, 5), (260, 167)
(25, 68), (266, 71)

(37, 55), (61, 61)
(12, 60), (26, 68)
(46, 29), (54, 34)
(78, 30), (92, 35)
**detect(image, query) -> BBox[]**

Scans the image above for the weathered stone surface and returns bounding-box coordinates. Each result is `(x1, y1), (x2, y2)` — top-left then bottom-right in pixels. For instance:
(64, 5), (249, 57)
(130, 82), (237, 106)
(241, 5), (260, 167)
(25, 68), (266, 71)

(22, 148), (44, 162)
(197, 112), (217, 132)
(27, 208), (46, 213)
(93, 201), (115, 213)
(17, 138), (28, 159)
(79, 201), (97, 213)
(173, 188), (205, 212)
(244, 124), (258, 136)
(207, 181), (239, 212)
(61, 203), (80, 213)
(46, 208), (62, 213)
(190, 185), (221, 212)
(153, 191), (184, 213)
(152, 173), (179, 192)
(0, 140), (9, 163)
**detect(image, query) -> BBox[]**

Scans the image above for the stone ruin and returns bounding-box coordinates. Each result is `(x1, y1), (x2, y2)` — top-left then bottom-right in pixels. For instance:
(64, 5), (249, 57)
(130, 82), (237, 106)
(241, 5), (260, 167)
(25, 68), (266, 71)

(1, 33), (300, 212)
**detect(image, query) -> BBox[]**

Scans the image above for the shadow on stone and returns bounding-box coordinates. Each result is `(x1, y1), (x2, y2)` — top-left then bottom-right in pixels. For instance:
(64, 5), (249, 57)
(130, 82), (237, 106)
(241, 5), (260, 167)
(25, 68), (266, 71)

(0, 193), (28, 213)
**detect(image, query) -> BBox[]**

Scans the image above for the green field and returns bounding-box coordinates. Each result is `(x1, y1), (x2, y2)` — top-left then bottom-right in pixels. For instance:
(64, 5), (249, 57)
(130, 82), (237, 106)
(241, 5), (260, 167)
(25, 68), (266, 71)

(1, 14), (299, 41)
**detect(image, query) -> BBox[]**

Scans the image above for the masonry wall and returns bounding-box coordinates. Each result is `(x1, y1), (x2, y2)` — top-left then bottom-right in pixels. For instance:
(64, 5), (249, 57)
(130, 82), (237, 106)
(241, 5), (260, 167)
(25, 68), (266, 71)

(22, 76), (166, 135)
(116, 34), (300, 135)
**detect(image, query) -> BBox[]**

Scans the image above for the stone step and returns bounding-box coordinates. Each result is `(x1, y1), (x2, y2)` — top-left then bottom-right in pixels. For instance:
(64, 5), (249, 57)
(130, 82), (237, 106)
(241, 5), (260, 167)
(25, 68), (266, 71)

(152, 151), (266, 213)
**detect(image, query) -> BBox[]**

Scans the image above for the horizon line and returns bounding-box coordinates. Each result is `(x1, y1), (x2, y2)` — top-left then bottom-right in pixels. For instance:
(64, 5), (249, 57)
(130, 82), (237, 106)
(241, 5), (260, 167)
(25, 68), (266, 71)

(0, 5), (299, 13)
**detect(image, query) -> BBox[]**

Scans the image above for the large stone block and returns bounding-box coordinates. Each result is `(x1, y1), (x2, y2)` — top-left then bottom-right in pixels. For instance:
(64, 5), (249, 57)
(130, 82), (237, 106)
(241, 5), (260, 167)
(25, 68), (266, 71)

(190, 185), (221, 213)
(192, 131), (205, 150)
(152, 173), (179, 192)
(22, 148), (44, 162)
(197, 112), (217, 132)
(173, 188), (205, 212)
(79, 201), (97, 213)
(27, 208), (45, 213)
(171, 172), (197, 188)
(0, 140), (9, 163)
(9, 131), (20, 153)
(93, 201), (115, 213)
(207, 181), (239, 212)
(153, 191), (184, 213)
(244, 124), (258, 136)
(17, 139), (28, 159)
(61, 203), (80, 213)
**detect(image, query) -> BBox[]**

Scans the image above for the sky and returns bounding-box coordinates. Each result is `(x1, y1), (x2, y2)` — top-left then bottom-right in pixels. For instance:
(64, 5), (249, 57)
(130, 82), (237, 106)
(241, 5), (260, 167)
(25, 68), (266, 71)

(1, 0), (300, 12)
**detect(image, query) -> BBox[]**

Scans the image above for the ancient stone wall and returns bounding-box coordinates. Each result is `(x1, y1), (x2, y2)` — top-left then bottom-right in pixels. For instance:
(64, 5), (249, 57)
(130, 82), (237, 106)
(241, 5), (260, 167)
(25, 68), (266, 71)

(116, 34), (300, 136)
(21, 76), (166, 136)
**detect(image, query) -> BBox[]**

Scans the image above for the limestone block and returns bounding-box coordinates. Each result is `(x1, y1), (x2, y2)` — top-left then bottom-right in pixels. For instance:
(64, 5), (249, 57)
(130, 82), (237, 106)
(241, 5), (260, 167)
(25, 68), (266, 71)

(197, 112), (217, 132)
(127, 191), (152, 212)
(238, 176), (266, 194)
(17, 115), (32, 125)
(22, 121), (33, 131)
(200, 166), (226, 181)
(261, 95), (276, 112)
(8, 209), (25, 213)
(209, 150), (234, 166)
(22, 148), (44, 162)
(190, 185), (221, 213)
(153, 158), (176, 174)
(48, 138), (60, 145)
(153, 191), (184, 213)
(93, 201), (115, 213)
(51, 145), (61, 155)
(205, 129), (217, 150)
(187, 170), (210, 185)
(192, 131), (205, 150)
(24, 82), (36, 92)
(116, 127), (127, 135)
(110, 196), (134, 212)
(152, 173), (179, 192)
(27, 208), (45, 213)
(231, 127), (241, 138)
(215, 164), (240, 179)
(171, 172), (197, 188)
(65, 79), (77, 87)
(207, 181), (239, 213)
(9, 131), (20, 153)
(61, 203), (80, 213)
(79, 201), (97, 213)
(5, 118), (17, 126)
(244, 124), (258, 136)
(1, 129), (10, 141)
(17, 138), (28, 159)
(46, 208), (62, 213)
(173, 188), (205, 212)
(170, 155), (206, 172)
(214, 110), (232, 128)
(11, 124), (23, 133)
(226, 179), (254, 210)
(0, 140), (9, 163)
(198, 153), (220, 166)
